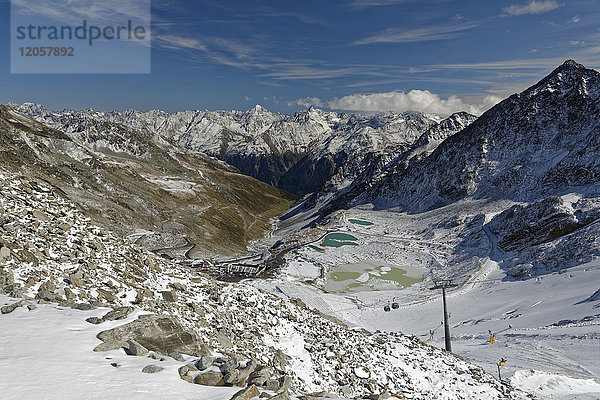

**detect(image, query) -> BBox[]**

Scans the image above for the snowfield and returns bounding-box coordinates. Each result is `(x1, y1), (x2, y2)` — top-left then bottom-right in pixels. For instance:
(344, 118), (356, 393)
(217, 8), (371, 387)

(0, 297), (241, 400)
(257, 204), (600, 400)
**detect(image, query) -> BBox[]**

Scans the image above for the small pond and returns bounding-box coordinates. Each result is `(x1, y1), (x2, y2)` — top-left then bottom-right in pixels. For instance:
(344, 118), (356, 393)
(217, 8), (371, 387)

(321, 232), (359, 248)
(324, 260), (425, 293)
(348, 219), (374, 226)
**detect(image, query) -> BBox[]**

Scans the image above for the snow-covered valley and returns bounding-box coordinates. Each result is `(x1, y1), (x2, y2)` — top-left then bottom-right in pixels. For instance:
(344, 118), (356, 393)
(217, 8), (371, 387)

(254, 204), (600, 399)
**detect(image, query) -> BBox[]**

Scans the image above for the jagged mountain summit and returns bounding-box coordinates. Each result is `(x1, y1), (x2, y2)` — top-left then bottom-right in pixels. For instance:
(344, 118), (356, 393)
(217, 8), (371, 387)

(289, 111), (477, 220)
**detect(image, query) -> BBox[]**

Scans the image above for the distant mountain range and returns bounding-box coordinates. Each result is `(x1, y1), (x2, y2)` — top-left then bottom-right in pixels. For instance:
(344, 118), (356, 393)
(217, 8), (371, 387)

(13, 102), (466, 196)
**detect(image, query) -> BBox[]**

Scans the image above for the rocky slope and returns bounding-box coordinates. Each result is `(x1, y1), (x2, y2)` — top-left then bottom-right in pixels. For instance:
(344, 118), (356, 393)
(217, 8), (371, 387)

(0, 105), (291, 257)
(0, 170), (529, 399)
(350, 60), (600, 213)
(488, 195), (600, 277)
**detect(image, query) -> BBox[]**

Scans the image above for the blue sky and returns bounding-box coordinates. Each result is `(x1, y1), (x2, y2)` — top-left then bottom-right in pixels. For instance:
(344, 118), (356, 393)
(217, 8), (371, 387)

(1, 0), (600, 115)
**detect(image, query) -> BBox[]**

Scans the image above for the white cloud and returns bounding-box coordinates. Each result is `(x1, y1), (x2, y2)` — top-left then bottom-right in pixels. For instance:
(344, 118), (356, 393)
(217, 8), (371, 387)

(348, 0), (416, 8)
(155, 35), (206, 51)
(293, 97), (324, 108)
(354, 23), (478, 45)
(11, 0), (150, 24)
(502, 1), (561, 16)
(292, 90), (502, 116)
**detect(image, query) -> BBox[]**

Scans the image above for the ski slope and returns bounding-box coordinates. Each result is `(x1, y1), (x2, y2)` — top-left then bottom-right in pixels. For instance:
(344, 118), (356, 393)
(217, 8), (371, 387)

(262, 205), (600, 400)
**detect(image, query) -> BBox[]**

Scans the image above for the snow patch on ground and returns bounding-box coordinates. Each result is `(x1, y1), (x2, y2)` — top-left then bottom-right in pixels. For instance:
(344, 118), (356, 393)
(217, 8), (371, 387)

(0, 296), (240, 400)
(511, 369), (600, 399)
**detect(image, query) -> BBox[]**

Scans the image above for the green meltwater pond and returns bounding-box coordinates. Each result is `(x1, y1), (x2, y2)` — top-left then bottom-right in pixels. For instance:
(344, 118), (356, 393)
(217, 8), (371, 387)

(321, 232), (359, 247)
(348, 219), (374, 226)
(324, 261), (425, 293)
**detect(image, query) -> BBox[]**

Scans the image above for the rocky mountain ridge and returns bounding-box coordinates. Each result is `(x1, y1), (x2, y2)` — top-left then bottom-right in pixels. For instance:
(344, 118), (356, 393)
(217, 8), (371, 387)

(12, 103), (454, 196)
(0, 104), (291, 257)
(356, 60), (600, 212)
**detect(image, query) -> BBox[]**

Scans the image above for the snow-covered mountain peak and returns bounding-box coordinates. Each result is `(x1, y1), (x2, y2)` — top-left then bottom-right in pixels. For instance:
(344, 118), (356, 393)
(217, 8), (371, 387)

(317, 60), (600, 215)
(523, 59), (599, 99)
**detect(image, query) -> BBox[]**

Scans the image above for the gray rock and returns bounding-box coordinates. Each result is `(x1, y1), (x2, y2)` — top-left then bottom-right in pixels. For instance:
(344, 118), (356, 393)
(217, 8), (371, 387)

(168, 351), (185, 362)
(263, 379), (281, 391)
(72, 303), (96, 311)
(32, 210), (50, 221)
(226, 358), (257, 386)
(178, 365), (189, 377)
(93, 340), (128, 352)
(102, 306), (134, 322)
(86, 316), (103, 325)
(161, 289), (178, 302)
(142, 364), (163, 373)
(124, 339), (149, 356)
(96, 288), (116, 302)
(230, 385), (260, 400)
(220, 356), (239, 375)
(185, 362), (198, 372)
(0, 247), (12, 262)
(39, 280), (56, 293)
(35, 290), (55, 302)
(96, 314), (209, 357)
(2, 224), (16, 233)
(1, 300), (24, 314)
(196, 356), (214, 371)
(248, 368), (271, 387)
(27, 304), (37, 311)
(341, 385), (352, 397)
(194, 371), (225, 386)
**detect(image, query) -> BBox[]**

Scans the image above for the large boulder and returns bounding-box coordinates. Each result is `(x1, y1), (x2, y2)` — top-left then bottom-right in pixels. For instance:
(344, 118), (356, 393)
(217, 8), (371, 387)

(142, 364), (163, 373)
(194, 371), (225, 386)
(124, 339), (149, 356)
(230, 385), (260, 400)
(1, 300), (24, 314)
(102, 306), (134, 322)
(96, 314), (209, 356)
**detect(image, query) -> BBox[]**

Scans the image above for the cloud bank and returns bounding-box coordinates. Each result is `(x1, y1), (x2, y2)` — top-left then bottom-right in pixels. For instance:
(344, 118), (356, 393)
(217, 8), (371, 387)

(293, 90), (502, 116)
(502, 1), (560, 16)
